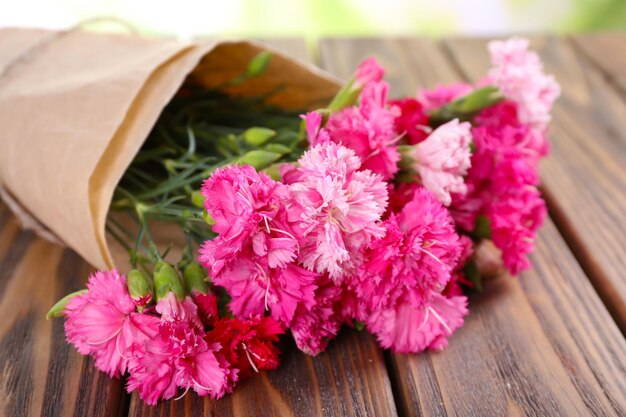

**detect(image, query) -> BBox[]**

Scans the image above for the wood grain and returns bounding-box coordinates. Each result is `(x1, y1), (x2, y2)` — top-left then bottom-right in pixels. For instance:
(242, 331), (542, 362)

(572, 33), (626, 94)
(3, 36), (626, 417)
(0, 209), (128, 417)
(126, 38), (398, 417)
(443, 36), (626, 333)
(318, 37), (626, 416)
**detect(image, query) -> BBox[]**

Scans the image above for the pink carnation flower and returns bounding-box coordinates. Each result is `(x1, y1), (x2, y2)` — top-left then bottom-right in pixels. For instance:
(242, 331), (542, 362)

(357, 188), (462, 312)
(127, 320), (233, 405)
(212, 257), (318, 325)
(409, 119), (472, 206)
(289, 277), (344, 356)
(156, 292), (204, 330)
(302, 112), (330, 146)
(324, 80), (400, 180)
(488, 185), (546, 275)
(288, 142), (388, 280)
(365, 292), (468, 353)
(389, 97), (431, 145)
(355, 57), (384, 86)
(64, 270), (160, 378)
(355, 187), (467, 352)
(488, 37), (560, 130)
(418, 83), (473, 111)
(200, 164), (298, 276)
(198, 164), (318, 325)
(450, 103), (549, 275)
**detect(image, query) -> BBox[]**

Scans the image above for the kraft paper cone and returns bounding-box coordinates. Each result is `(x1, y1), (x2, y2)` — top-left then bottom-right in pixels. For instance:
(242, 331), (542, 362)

(0, 28), (341, 270)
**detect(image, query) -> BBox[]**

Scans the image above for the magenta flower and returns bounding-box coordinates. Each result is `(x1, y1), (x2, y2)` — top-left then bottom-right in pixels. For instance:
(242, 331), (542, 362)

(127, 321), (232, 404)
(200, 164), (297, 274)
(325, 81), (400, 180)
(289, 277), (344, 356)
(64, 270), (160, 378)
(355, 57), (384, 86)
(488, 186), (546, 275)
(213, 257), (318, 325)
(357, 187), (462, 312)
(488, 37), (560, 130)
(450, 102), (549, 275)
(408, 119), (472, 206)
(156, 292), (204, 330)
(288, 142), (388, 280)
(302, 111), (330, 146)
(365, 292), (468, 353)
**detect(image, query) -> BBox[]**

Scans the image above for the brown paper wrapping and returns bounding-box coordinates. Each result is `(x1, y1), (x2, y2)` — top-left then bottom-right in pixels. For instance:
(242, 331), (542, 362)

(0, 28), (341, 270)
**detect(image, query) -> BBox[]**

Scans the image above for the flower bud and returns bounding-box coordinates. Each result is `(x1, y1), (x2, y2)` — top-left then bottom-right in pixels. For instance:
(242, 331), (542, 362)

(127, 269), (153, 309)
(191, 190), (205, 208)
(153, 261), (185, 301)
(183, 262), (209, 295)
(236, 150), (282, 170)
(46, 289), (87, 319)
(243, 127), (276, 146)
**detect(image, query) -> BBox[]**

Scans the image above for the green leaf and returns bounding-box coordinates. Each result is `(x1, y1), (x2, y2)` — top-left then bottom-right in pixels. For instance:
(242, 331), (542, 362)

(454, 86), (502, 114)
(327, 79), (360, 112)
(191, 190), (205, 208)
(236, 150), (282, 170)
(429, 86), (503, 127)
(46, 290), (88, 319)
(246, 51), (272, 77)
(473, 214), (492, 240)
(263, 143), (291, 154)
(243, 127), (276, 146)
(463, 260), (483, 292)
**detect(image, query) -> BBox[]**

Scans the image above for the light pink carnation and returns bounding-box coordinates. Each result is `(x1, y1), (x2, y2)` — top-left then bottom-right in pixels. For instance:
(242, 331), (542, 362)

(409, 119), (472, 206)
(488, 37), (560, 130)
(365, 292), (468, 353)
(288, 142), (388, 280)
(64, 270), (160, 378)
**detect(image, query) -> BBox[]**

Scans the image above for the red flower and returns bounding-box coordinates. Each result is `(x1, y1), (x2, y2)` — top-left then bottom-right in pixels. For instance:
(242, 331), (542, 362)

(191, 291), (219, 327)
(206, 316), (284, 378)
(390, 98), (430, 145)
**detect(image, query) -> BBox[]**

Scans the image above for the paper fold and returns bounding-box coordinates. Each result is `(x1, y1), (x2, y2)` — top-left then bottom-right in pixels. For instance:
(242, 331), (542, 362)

(0, 28), (341, 269)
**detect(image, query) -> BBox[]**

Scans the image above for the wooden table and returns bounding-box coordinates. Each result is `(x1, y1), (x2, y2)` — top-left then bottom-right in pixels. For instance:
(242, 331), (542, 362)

(1, 35), (625, 417)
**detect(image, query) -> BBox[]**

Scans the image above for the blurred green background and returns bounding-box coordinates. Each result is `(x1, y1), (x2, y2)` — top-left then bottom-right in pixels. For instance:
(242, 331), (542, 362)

(2, 0), (625, 40)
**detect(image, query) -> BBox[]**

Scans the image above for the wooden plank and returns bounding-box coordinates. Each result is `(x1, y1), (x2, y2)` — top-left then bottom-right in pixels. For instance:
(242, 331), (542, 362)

(318, 37), (626, 416)
(572, 33), (626, 94)
(127, 38), (398, 417)
(444, 36), (626, 332)
(0, 208), (128, 417)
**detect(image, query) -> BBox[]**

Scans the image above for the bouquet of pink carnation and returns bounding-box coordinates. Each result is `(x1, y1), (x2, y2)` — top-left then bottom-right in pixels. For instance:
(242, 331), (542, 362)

(47, 37), (559, 405)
